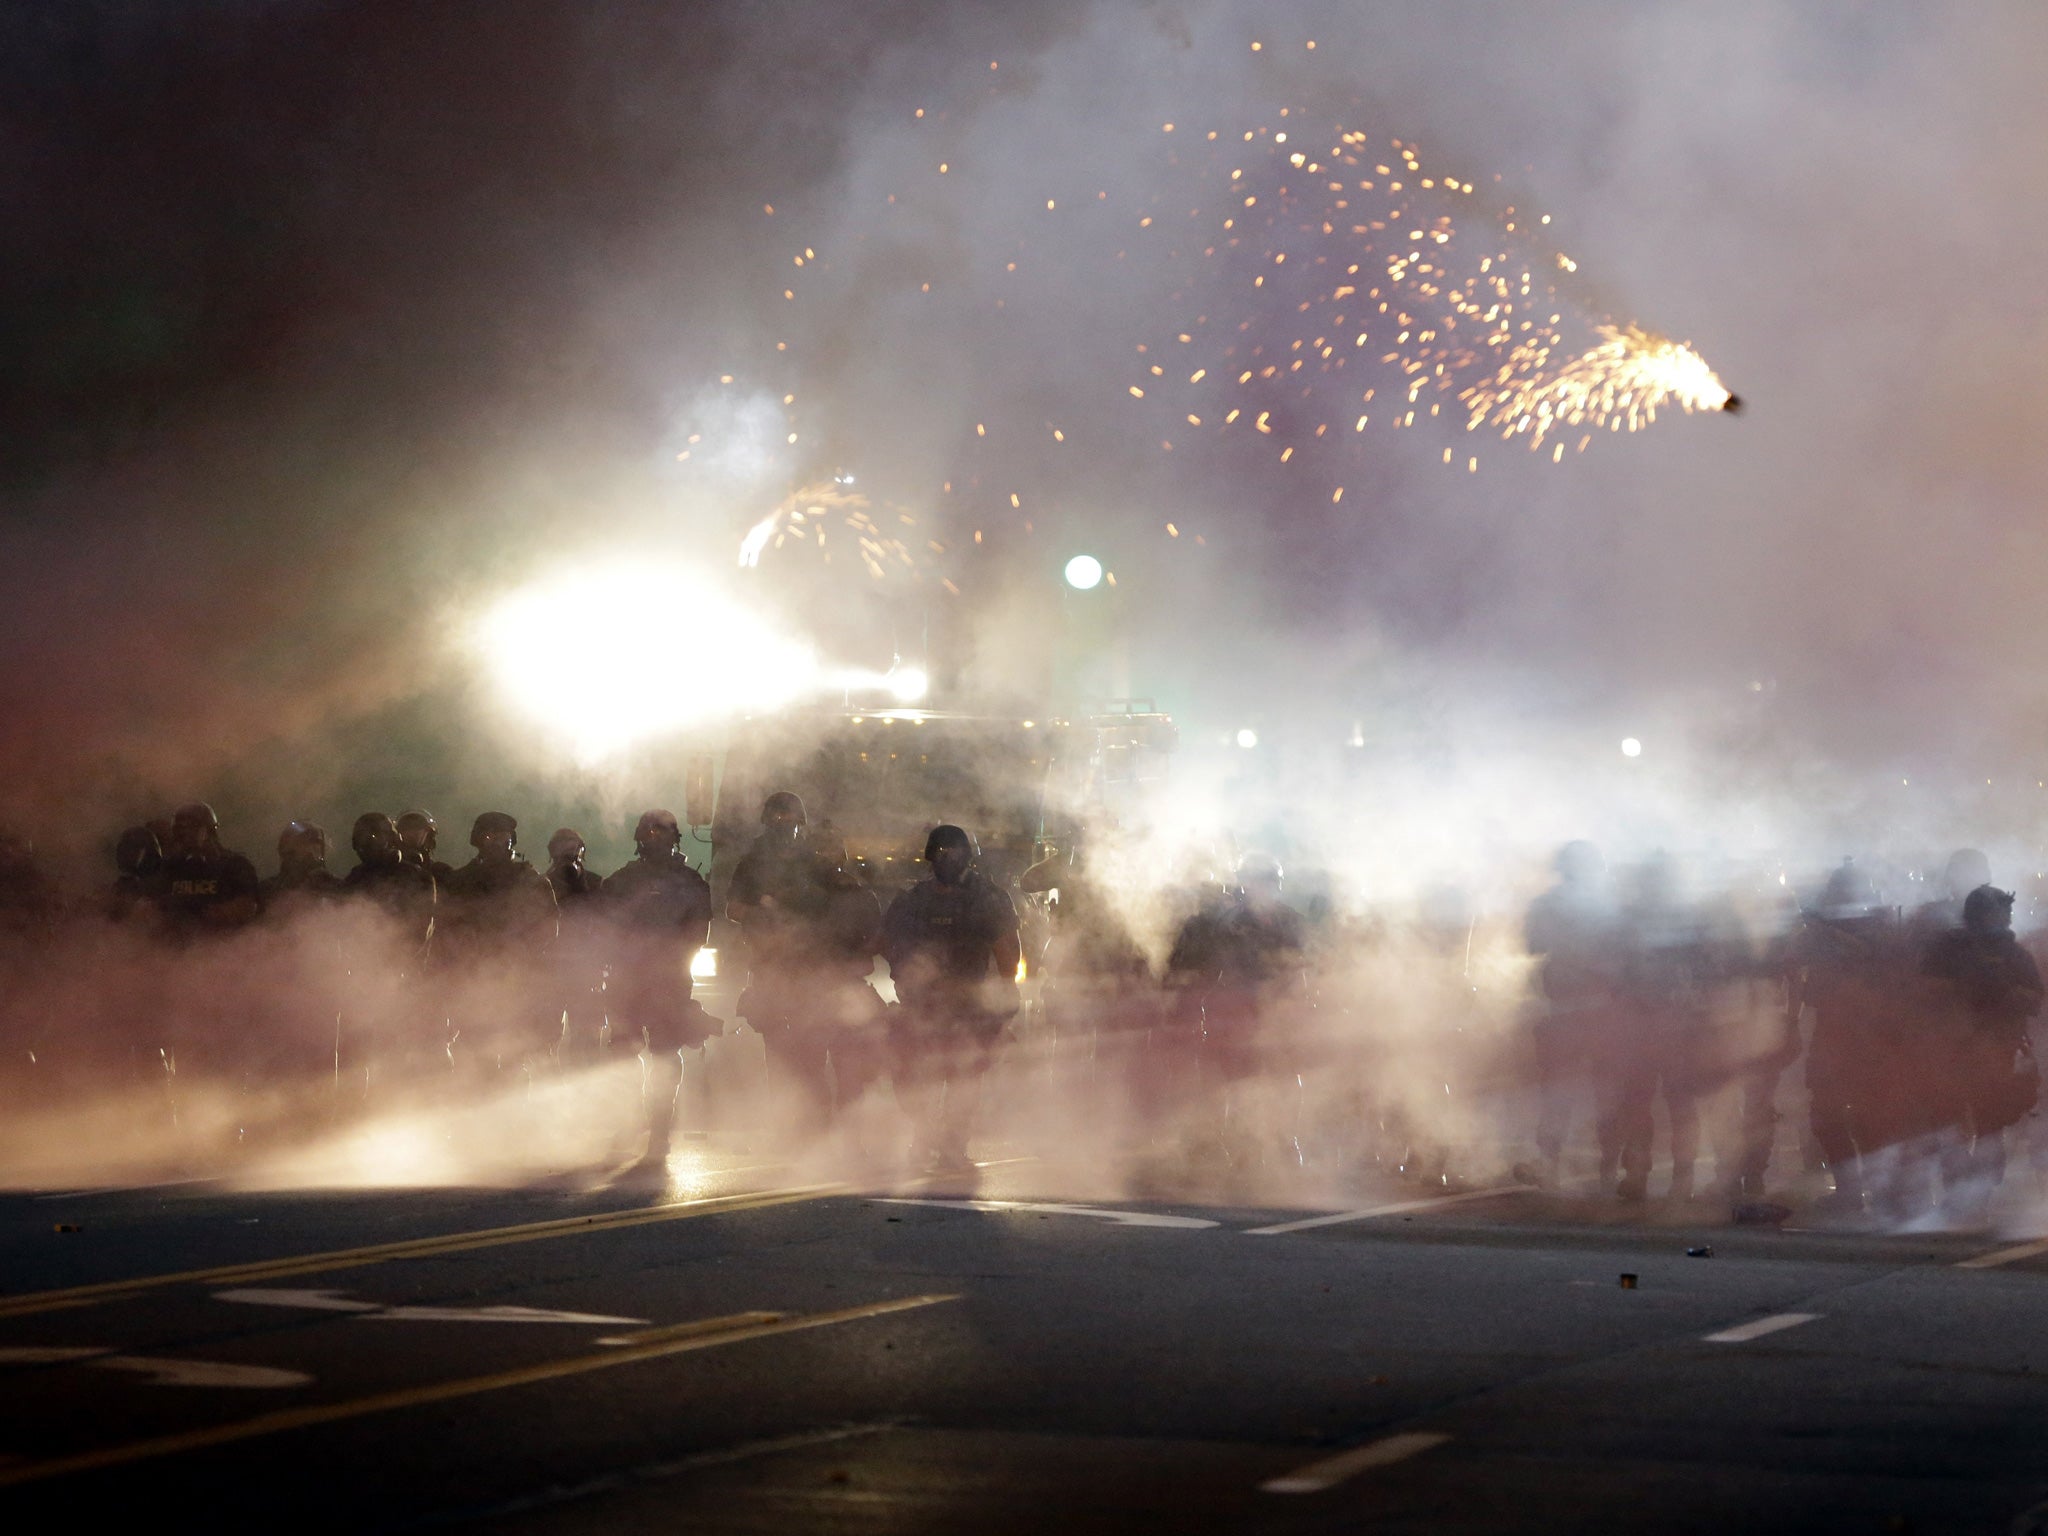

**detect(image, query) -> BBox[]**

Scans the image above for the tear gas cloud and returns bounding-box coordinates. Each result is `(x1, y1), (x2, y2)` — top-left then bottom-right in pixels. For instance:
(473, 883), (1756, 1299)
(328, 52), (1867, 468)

(7, 3), (2048, 1211)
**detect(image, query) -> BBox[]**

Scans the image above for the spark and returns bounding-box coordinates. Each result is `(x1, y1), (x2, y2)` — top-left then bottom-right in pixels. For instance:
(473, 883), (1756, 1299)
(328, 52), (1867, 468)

(737, 480), (925, 583)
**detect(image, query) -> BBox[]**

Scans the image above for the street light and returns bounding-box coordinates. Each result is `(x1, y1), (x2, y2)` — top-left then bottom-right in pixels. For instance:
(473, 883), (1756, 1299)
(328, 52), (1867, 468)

(1063, 554), (1104, 590)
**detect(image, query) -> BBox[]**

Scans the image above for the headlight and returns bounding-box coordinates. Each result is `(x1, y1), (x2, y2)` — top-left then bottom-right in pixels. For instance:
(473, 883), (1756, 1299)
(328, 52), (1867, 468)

(691, 948), (718, 980)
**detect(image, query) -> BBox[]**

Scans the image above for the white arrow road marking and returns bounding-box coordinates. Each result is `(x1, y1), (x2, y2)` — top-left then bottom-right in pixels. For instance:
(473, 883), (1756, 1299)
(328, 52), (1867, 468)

(214, 1287), (646, 1326)
(877, 1198), (1219, 1229)
(0, 1346), (309, 1389)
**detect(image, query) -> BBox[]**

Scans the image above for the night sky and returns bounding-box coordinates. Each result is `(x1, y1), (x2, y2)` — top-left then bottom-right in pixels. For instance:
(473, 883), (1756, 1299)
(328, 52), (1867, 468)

(7, 1), (2047, 878)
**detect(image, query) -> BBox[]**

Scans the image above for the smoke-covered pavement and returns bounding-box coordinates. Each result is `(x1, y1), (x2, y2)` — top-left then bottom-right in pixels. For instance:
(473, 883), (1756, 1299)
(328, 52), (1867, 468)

(4, 1166), (2048, 1532)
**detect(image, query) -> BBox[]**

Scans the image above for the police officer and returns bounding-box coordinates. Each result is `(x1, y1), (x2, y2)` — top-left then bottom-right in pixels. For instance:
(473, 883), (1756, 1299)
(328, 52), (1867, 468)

(730, 792), (883, 1136)
(1922, 884), (2043, 1211)
(440, 812), (560, 1074)
(1164, 852), (1308, 1169)
(1790, 859), (1902, 1217)
(105, 825), (164, 927)
(545, 828), (603, 905)
(155, 803), (261, 937)
(604, 809), (714, 1162)
(1022, 836), (1155, 1111)
(545, 828), (610, 1062)
(1909, 849), (1993, 948)
(396, 811), (456, 886)
(338, 812), (439, 1091)
(881, 825), (1020, 1174)
(1612, 853), (1720, 1203)
(341, 812), (437, 950)
(146, 804), (260, 1108)
(260, 821), (343, 916)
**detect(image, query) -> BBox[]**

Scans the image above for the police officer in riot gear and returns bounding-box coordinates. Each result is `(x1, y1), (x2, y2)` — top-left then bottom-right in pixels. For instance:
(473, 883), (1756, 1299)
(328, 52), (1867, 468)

(440, 812), (560, 1073)
(881, 824), (1020, 1174)
(342, 812), (437, 949)
(396, 810), (456, 885)
(441, 813), (558, 935)
(106, 825), (164, 926)
(1923, 884), (2043, 1211)
(545, 828), (603, 904)
(545, 828), (609, 1061)
(1791, 858), (1903, 1217)
(335, 812), (439, 1091)
(1164, 852), (1309, 1169)
(604, 809), (714, 1162)
(1519, 840), (1627, 1192)
(730, 792), (883, 1136)
(155, 803), (261, 936)
(260, 821), (343, 915)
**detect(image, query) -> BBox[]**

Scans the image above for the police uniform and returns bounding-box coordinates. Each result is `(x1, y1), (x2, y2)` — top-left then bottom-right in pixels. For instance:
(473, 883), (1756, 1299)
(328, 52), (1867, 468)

(441, 851), (560, 1065)
(731, 833), (882, 1128)
(547, 853), (610, 1060)
(603, 852), (714, 1054)
(156, 846), (262, 939)
(881, 866), (1017, 1166)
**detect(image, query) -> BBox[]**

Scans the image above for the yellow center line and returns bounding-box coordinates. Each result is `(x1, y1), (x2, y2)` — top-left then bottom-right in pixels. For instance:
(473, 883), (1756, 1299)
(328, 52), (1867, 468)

(1956, 1235), (2048, 1270)
(0, 1293), (959, 1488)
(0, 1183), (846, 1321)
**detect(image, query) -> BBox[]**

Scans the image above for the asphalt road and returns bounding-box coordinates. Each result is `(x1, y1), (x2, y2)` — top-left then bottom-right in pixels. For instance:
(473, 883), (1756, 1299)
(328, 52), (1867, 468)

(4, 1152), (2048, 1535)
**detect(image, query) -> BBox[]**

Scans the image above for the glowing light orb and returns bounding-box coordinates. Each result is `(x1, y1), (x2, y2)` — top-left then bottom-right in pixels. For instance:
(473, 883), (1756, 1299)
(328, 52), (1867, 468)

(475, 560), (819, 761)
(1236, 728), (1260, 749)
(1064, 554), (1104, 590)
(1620, 737), (1643, 758)
(888, 667), (930, 703)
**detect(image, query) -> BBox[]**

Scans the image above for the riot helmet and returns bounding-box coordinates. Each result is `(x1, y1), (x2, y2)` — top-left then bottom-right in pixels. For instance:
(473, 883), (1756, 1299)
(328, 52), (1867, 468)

(470, 811), (518, 858)
(1963, 884), (2016, 936)
(168, 802), (222, 856)
(633, 809), (682, 857)
(352, 811), (403, 864)
(115, 825), (162, 880)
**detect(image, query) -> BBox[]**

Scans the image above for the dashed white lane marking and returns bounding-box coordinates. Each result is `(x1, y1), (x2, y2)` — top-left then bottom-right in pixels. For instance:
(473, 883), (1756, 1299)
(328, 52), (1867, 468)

(1243, 1186), (1519, 1236)
(1702, 1312), (1820, 1344)
(1956, 1236), (2048, 1270)
(0, 1346), (309, 1389)
(214, 1287), (646, 1326)
(876, 1198), (1219, 1229)
(1260, 1431), (1453, 1494)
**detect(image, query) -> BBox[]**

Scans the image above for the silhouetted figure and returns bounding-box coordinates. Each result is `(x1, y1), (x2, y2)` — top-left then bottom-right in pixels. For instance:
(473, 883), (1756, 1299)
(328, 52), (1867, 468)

(1521, 841), (1627, 1190)
(260, 821), (343, 917)
(1923, 884), (2043, 1209)
(396, 810), (456, 885)
(731, 792), (881, 1136)
(882, 825), (1020, 1174)
(545, 828), (609, 1061)
(154, 803), (260, 938)
(604, 810), (714, 1162)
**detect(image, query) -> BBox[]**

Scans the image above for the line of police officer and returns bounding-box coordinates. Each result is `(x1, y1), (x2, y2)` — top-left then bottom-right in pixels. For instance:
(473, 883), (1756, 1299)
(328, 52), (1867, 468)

(1522, 842), (2044, 1222)
(8, 793), (2035, 1212)
(0, 794), (1026, 1175)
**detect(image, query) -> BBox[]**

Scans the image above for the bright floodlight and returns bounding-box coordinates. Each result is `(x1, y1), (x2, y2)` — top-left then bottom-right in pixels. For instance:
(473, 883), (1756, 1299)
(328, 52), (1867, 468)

(476, 559), (818, 761)
(888, 666), (929, 703)
(1621, 737), (1643, 758)
(1236, 728), (1259, 749)
(1064, 554), (1104, 590)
